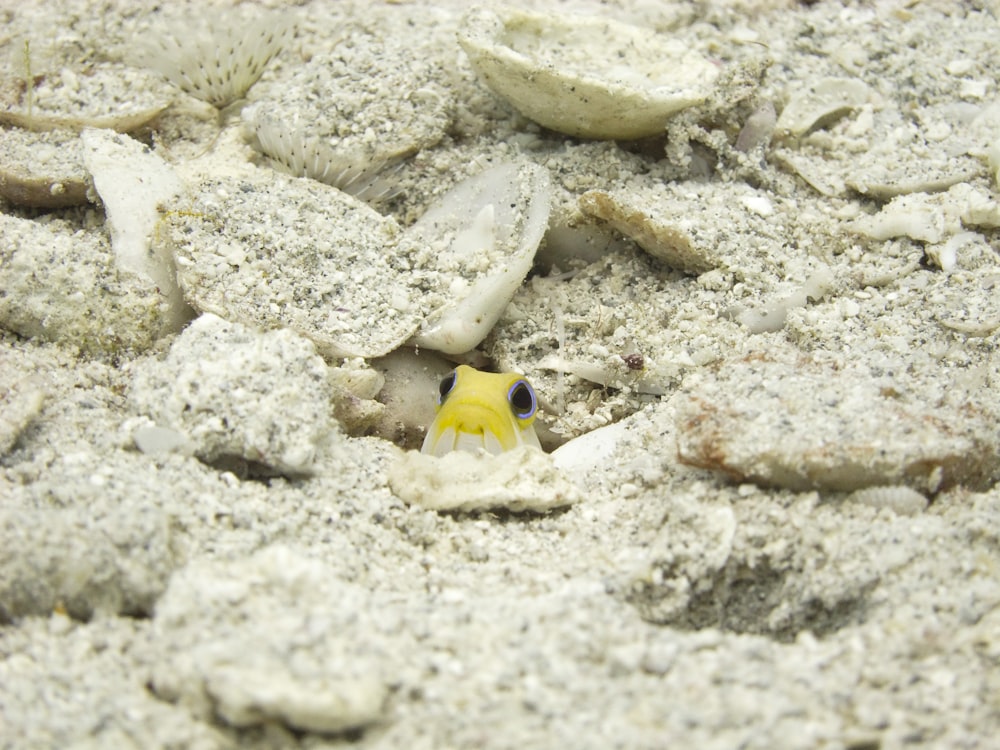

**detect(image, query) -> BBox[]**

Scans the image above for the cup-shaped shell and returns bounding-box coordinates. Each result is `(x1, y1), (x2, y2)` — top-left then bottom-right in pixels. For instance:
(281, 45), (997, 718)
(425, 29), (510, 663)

(458, 8), (718, 140)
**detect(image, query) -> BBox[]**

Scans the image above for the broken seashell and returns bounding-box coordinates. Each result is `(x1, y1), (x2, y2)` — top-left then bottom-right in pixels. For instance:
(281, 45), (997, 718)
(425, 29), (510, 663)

(81, 128), (189, 332)
(731, 267), (835, 334)
(130, 10), (292, 108)
(676, 357), (1000, 493)
(129, 313), (335, 476)
(848, 486), (928, 517)
(775, 77), (872, 138)
(244, 109), (403, 203)
(458, 7), (718, 140)
(578, 179), (787, 276)
(848, 182), (996, 251)
(0, 374), (46, 457)
(388, 445), (579, 513)
(406, 161), (551, 354)
(775, 105), (981, 199)
(990, 138), (1000, 187)
(370, 348), (456, 450)
(160, 169), (415, 359)
(578, 189), (718, 274)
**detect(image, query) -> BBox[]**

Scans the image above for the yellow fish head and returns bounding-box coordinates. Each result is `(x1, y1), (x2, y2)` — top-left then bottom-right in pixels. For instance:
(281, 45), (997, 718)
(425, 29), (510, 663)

(420, 365), (542, 457)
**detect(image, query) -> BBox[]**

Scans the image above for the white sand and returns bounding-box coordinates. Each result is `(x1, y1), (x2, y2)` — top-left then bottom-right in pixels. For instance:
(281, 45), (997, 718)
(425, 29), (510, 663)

(2, 0), (1000, 747)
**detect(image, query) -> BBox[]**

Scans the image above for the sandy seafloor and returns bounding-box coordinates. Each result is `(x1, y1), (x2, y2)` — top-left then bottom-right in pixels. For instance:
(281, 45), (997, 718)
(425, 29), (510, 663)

(3, 0), (1000, 747)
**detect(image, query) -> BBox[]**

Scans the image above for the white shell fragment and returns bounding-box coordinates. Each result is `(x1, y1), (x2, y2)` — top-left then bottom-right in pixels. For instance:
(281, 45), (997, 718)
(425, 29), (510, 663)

(458, 7), (718, 140)
(578, 190), (719, 274)
(370, 348), (456, 449)
(676, 357), (1000, 493)
(130, 10), (292, 108)
(578, 179), (794, 276)
(775, 77), (872, 137)
(406, 162), (551, 354)
(388, 445), (580, 513)
(81, 128), (188, 331)
(0, 375), (46, 457)
(848, 486), (929, 517)
(243, 39), (451, 198)
(851, 193), (949, 244)
(734, 267), (834, 334)
(989, 138), (1000, 187)
(850, 183), (1000, 269)
(129, 314), (335, 476)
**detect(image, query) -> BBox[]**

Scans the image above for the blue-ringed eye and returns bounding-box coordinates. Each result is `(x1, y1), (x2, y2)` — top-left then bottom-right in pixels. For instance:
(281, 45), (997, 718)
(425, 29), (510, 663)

(507, 380), (536, 419)
(438, 370), (457, 404)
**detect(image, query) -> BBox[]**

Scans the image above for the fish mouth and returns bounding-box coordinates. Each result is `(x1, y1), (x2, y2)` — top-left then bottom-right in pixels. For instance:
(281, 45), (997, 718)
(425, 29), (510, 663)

(422, 425), (508, 458)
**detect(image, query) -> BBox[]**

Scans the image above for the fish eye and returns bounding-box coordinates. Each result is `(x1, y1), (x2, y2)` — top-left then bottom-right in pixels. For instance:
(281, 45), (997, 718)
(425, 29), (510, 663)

(438, 370), (458, 404)
(507, 380), (536, 419)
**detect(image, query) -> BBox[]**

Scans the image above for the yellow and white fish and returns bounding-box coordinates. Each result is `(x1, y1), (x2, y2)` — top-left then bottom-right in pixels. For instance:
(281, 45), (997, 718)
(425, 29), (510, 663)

(420, 365), (542, 457)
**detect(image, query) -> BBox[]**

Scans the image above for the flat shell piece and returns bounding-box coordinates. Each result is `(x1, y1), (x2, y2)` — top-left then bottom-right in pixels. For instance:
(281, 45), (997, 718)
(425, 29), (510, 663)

(579, 190), (717, 274)
(388, 445), (580, 513)
(849, 184), (997, 262)
(161, 170), (415, 358)
(0, 64), (168, 132)
(458, 8), (718, 140)
(406, 162), (551, 354)
(675, 357), (1000, 493)
(0, 127), (90, 208)
(243, 38), (451, 193)
(578, 179), (786, 275)
(0, 375), (46, 457)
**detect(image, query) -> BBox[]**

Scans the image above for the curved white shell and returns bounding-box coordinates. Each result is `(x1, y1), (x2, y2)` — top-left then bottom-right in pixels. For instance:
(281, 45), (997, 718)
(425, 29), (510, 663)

(458, 8), (718, 140)
(406, 161), (551, 354)
(775, 77), (872, 137)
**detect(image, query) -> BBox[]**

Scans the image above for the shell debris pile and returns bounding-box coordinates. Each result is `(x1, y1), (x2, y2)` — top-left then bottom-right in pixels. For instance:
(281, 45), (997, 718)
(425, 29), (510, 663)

(159, 160), (549, 359)
(3, 1), (1000, 748)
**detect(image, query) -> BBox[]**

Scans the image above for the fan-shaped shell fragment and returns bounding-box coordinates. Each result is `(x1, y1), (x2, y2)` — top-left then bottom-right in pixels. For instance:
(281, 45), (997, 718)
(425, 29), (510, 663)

(243, 39), (451, 199)
(130, 10), (291, 108)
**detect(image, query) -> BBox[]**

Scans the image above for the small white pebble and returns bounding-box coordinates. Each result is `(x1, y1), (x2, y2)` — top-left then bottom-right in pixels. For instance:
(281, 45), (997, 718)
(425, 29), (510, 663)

(740, 194), (773, 217)
(133, 425), (192, 456)
(849, 486), (928, 516)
